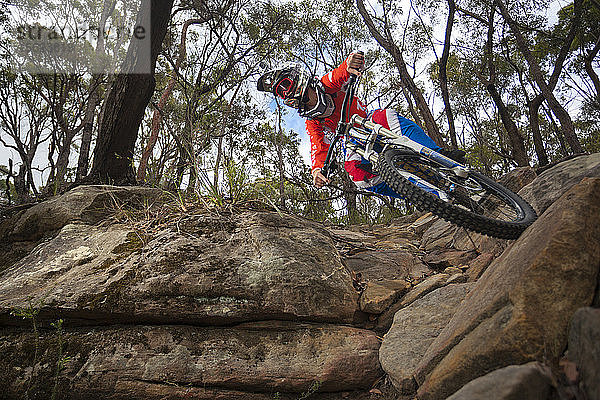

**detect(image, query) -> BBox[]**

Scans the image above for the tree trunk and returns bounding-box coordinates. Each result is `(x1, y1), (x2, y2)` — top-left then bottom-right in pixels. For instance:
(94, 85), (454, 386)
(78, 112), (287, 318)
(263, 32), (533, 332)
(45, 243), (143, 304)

(6, 159), (13, 205)
(440, 0), (458, 149)
(356, 0), (446, 148)
(88, 0), (175, 184)
(485, 83), (529, 166)
(480, 6), (528, 166)
(14, 164), (28, 203)
(36, 75), (84, 188)
(494, 0), (584, 154)
(214, 135), (223, 193)
(528, 94), (549, 166)
(54, 132), (76, 186)
(76, 87), (98, 182)
(543, 104), (569, 157)
(76, 0), (116, 182)
(401, 82), (422, 126)
(276, 103), (286, 210)
(52, 102), (85, 187)
(341, 170), (359, 224)
(584, 36), (600, 108)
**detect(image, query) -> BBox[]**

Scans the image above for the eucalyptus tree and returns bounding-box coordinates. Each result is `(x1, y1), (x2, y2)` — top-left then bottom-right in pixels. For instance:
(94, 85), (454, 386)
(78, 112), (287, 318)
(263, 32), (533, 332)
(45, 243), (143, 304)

(1, 0), (141, 189)
(501, 0), (593, 165)
(0, 71), (50, 202)
(143, 0), (297, 193)
(551, 0), (600, 118)
(89, 0), (175, 184)
(245, 101), (308, 211)
(399, 0), (461, 148)
(493, 0), (584, 155)
(356, 0), (447, 147)
(136, 15), (213, 182)
(76, 0), (119, 182)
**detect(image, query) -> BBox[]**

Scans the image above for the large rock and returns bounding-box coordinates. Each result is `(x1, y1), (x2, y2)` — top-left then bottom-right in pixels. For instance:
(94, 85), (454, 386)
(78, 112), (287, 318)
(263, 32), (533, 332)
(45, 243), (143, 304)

(0, 211), (359, 326)
(344, 250), (428, 281)
(414, 177), (600, 400)
(0, 322), (382, 399)
(0, 185), (165, 243)
(519, 152), (600, 215)
(359, 279), (411, 314)
(422, 249), (477, 270)
(446, 362), (554, 400)
(0, 185), (164, 274)
(497, 166), (537, 193)
(567, 307), (600, 400)
(379, 283), (473, 394)
(375, 273), (450, 333)
(0, 187), (384, 400)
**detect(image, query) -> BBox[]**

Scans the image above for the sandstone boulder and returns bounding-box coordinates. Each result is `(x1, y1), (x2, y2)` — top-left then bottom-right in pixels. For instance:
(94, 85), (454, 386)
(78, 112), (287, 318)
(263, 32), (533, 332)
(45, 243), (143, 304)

(519, 153), (600, 215)
(1, 185), (165, 243)
(423, 249), (476, 270)
(446, 362), (554, 400)
(415, 177), (600, 400)
(344, 250), (427, 282)
(0, 185), (165, 274)
(0, 322), (382, 399)
(567, 307), (600, 400)
(0, 210), (359, 326)
(0, 187), (381, 399)
(359, 279), (411, 314)
(379, 283), (473, 394)
(465, 252), (495, 282)
(375, 273), (450, 333)
(497, 166), (537, 193)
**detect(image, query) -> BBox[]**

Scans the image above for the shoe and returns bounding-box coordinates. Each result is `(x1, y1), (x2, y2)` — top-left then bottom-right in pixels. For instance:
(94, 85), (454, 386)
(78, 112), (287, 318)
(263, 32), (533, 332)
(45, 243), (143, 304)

(439, 148), (466, 164)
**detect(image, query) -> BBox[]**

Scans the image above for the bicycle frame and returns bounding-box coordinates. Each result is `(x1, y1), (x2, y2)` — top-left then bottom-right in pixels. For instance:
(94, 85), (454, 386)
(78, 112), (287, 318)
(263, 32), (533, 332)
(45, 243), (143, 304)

(346, 115), (469, 179)
(321, 73), (469, 200)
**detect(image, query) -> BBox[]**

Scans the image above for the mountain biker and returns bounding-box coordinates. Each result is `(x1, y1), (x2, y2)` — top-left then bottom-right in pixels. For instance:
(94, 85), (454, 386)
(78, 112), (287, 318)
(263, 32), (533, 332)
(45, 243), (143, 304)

(257, 52), (465, 195)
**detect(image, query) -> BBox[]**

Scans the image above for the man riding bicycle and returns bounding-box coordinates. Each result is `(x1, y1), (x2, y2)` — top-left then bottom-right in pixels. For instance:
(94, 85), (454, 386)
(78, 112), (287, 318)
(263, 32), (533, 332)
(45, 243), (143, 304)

(257, 52), (465, 196)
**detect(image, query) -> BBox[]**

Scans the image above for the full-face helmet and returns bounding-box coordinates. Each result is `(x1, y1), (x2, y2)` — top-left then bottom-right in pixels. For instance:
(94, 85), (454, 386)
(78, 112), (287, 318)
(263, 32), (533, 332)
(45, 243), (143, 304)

(257, 64), (334, 119)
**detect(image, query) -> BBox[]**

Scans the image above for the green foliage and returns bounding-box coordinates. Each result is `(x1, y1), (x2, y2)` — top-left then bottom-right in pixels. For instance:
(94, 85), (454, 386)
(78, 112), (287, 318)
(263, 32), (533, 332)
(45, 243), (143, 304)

(577, 115), (600, 153)
(0, 164), (16, 204)
(551, 0), (600, 52)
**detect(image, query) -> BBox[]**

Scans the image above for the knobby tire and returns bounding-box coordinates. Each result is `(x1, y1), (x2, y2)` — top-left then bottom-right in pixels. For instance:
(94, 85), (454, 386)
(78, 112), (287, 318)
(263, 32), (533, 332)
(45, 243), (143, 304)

(377, 148), (537, 239)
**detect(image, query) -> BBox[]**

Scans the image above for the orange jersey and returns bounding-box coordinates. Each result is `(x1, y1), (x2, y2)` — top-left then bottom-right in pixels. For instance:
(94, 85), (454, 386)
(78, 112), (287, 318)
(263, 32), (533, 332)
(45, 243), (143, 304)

(307, 57), (367, 173)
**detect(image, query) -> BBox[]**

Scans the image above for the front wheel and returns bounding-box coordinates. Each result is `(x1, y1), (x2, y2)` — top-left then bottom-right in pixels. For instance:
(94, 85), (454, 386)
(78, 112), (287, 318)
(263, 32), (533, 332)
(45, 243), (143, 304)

(377, 148), (537, 239)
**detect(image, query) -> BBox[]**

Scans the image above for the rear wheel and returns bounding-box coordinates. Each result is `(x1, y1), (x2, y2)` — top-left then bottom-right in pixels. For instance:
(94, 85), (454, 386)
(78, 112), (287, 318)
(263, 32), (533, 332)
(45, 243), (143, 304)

(377, 148), (537, 239)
